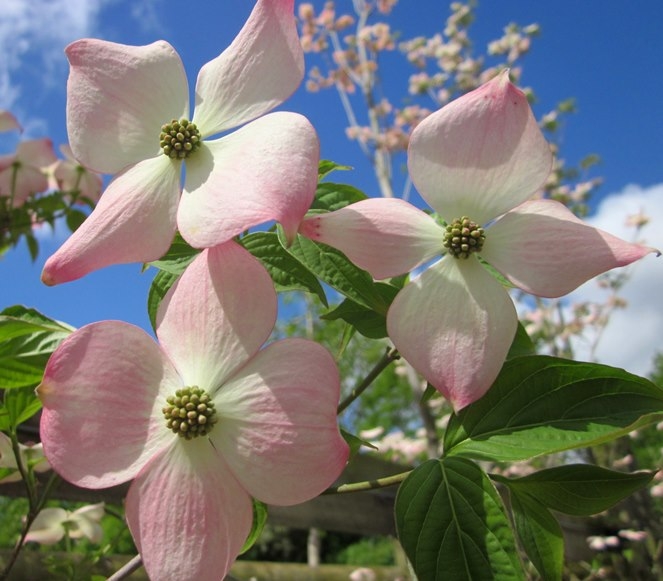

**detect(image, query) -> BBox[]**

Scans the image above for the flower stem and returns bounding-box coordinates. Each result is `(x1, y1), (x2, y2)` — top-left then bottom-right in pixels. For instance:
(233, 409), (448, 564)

(323, 470), (412, 495)
(337, 347), (399, 415)
(107, 554), (143, 581)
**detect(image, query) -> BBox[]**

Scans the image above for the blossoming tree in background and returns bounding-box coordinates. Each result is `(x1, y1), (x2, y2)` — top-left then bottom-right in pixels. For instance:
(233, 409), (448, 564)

(1, 1), (662, 580)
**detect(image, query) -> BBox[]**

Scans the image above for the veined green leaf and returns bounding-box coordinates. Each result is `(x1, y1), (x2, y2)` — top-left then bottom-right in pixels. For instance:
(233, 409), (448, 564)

(494, 464), (655, 516)
(509, 490), (563, 581)
(240, 232), (327, 306)
(311, 182), (367, 212)
(281, 233), (391, 314)
(0, 307), (73, 390)
(395, 458), (524, 581)
(321, 283), (399, 339)
(4, 385), (42, 428)
(444, 356), (663, 462)
(146, 232), (199, 275)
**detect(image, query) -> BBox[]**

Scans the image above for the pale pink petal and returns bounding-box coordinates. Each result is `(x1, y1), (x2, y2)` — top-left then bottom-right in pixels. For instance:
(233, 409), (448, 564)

(41, 155), (179, 285)
(0, 165), (48, 206)
(24, 508), (67, 545)
(408, 71), (553, 224)
(38, 321), (179, 488)
(300, 198), (444, 279)
(72, 502), (105, 522)
(157, 241), (277, 393)
(69, 505), (104, 543)
(126, 439), (253, 581)
(211, 338), (349, 505)
(16, 138), (58, 168)
(387, 257), (518, 411)
(54, 161), (103, 202)
(179, 112), (318, 247)
(482, 199), (660, 297)
(0, 110), (21, 133)
(193, 0), (303, 136)
(66, 39), (189, 174)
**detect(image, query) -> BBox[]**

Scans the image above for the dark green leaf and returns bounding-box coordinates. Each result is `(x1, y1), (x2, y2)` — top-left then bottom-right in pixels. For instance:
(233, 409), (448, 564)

(240, 232), (327, 306)
(444, 356), (663, 462)
(147, 232), (199, 275)
(311, 182), (368, 212)
(321, 283), (398, 339)
(65, 208), (88, 232)
(341, 428), (378, 460)
(395, 458), (524, 581)
(506, 322), (536, 360)
(26, 234), (39, 261)
(494, 464), (655, 516)
(420, 383), (439, 404)
(509, 490), (563, 581)
(281, 233), (391, 314)
(147, 270), (180, 332)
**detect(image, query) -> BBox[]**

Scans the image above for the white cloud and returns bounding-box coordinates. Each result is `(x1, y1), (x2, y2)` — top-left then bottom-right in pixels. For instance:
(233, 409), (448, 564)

(0, 0), (106, 109)
(0, 0), (164, 121)
(567, 182), (663, 377)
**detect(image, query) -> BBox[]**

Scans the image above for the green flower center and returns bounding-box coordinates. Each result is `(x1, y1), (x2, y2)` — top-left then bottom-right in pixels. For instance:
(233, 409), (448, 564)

(443, 216), (486, 259)
(162, 386), (217, 440)
(159, 119), (201, 159)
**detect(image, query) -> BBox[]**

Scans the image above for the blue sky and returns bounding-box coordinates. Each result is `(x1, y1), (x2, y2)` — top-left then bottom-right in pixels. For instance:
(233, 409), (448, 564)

(1, 0), (662, 374)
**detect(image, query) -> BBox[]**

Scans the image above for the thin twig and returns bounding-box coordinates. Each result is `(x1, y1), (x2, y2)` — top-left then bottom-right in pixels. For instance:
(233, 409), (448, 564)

(337, 347), (399, 415)
(107, 554), (142, 581)
(323, 469), (412, 494)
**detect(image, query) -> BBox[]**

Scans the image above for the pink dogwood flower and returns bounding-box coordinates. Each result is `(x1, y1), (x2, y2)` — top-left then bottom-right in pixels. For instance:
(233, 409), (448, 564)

(42, 0), (319, 285)
(51, 144), (103, 204)
(38, 240), (349, 580)
(24, 503), (105, 545)
(0, 432), (50, 484)
(0, 138), (57, 207)
(300, 71), (658, 411)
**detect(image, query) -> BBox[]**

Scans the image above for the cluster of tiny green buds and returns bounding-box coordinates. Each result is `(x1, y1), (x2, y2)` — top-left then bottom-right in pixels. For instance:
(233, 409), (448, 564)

(159, 119), (201, 159)
(163, 387), (217, 440)
(443, 216), (486, 259)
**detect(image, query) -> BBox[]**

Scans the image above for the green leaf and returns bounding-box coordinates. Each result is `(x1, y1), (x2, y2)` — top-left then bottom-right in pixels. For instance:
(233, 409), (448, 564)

(147, 232), (199, 275)
(65, 208), (88, 232)
(240, 499), (268, 555)
(421, 383), (440, 404)
(281, 233), (391, 314)
(395, 458), (524, 581)
(509, 491), (563, 581)
(26, 234), (39, 261)
(321, 283), (399, 339)
(3, 386), (42, 428)
(506, 322), (536, 360)
(0, 307), (73, 390)
(341, 428), (378, 460)
(494, 464), (655, 516)
(444, 356), (663, 462)
(240, 232), (327, 306)
(318, 159), (352, 180)
(147, 270), (180, 331)
(310, 182), (367, 212)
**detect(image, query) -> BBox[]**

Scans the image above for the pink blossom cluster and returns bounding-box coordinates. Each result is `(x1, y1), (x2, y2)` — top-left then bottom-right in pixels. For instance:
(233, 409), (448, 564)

(0, 113), (102, 208)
